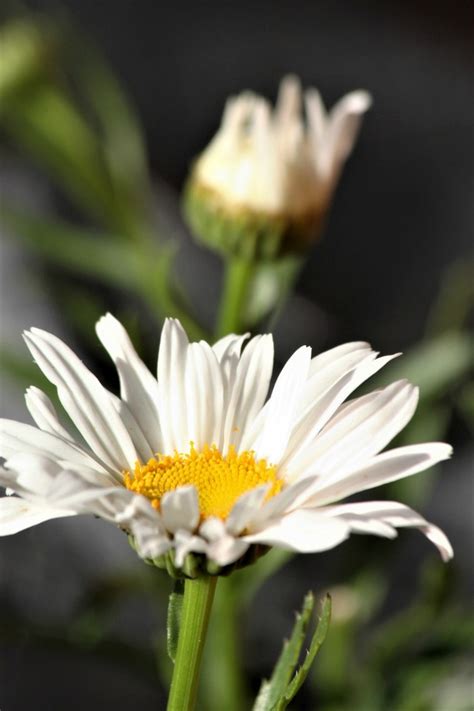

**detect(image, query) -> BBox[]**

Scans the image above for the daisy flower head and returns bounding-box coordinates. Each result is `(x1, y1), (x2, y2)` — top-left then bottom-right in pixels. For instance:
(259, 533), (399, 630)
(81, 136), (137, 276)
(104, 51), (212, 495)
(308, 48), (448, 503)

(0, 315), (453, 578)
(184, 75), (372, 259)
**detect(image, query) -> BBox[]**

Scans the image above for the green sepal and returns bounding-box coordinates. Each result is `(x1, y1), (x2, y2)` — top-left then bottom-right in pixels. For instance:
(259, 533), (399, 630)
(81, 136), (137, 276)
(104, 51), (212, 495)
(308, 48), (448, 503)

(183, 179), (323, 261)
(253, 593), (331, 711)
(167, 580), (185, 664)
(128, 539), (270, 580)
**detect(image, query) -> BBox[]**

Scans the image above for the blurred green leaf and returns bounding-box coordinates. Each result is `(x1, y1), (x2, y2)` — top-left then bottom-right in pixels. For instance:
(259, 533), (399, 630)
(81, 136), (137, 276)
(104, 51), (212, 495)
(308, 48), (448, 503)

(245, 256), (302, 328)
(1, 207), (139, 285)
(1, 84), (121, 226)
(167, 580), (184, 664)
(74, 41), (150, 202)
(253, 593), (331, 711)
(426, 260), (474, 337)
(0, 19), (54, 100)
(371, 332), (473, 401)
(457, 380), (474, 432)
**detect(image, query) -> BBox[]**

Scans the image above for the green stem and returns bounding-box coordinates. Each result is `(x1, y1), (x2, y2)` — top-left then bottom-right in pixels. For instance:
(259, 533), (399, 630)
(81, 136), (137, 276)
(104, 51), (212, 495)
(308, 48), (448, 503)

(202, 577), (249, 711)
(167, 576), (218, 711)
(216, 256), (255, 338)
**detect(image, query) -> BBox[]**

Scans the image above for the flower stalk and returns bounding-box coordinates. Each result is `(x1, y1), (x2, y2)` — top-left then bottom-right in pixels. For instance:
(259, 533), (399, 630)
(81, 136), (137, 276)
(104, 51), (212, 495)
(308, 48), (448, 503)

(216, 256), (255, 337)
(167, 575), (218, 711)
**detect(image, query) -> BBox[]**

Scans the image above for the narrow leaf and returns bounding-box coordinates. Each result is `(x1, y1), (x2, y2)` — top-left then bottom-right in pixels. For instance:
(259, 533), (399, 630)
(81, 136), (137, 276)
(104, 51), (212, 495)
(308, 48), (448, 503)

(1, 207), (138, 287)
(281, 594), (332, 708)
(370, 332), (473, 401)
(167, 579), (184, 664)
(253, 592), (315, 711)
(2, 85), (118, 226)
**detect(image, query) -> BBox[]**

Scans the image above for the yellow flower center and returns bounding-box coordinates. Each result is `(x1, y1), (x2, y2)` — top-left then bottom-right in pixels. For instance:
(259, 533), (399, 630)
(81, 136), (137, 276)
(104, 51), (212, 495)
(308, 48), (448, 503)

(123, 444), (282, 520)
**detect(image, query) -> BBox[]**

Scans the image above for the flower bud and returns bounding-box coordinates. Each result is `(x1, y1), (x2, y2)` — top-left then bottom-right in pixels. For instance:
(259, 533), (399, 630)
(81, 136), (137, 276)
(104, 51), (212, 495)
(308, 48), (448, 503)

(184, 75), (371, 259)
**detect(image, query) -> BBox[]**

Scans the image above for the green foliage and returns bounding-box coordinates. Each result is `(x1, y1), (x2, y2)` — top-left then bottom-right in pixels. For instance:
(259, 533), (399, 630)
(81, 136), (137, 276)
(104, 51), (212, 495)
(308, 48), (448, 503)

(371, 331), (473, 402)
(253, 593), (331, 711)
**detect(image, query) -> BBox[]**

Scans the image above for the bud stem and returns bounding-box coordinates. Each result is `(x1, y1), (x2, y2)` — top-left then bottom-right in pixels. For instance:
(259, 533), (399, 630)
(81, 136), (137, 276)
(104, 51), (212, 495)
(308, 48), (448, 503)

(167, 575), (218, 711)
(216, 256), (255, 337)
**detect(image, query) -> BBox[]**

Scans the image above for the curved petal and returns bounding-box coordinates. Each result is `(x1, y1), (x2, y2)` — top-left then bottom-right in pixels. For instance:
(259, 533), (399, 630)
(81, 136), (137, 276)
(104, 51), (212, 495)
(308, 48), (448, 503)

(161, 486), (200, 533)
(4, 452), (61, 495)
(251, 345), (311, 463)
(223, 334), (274, 453)
(303, 442), (453, 507)
(0, 419), (108, 476)
(24, 328), (138, 471)
(157, 319), (190, 452)
(0, 495), (76, 535)
(96, 314), (162, 452)
(244, 510), (349, 553)
(280, 353), (398, 476)
(319, 500), (453, 561)
(25, 387), (75, 442)
(290, 380), (418, 479)
(226, 485), (269, 536)
(323, 90), (372, 178)
(185, 342), (224, 449)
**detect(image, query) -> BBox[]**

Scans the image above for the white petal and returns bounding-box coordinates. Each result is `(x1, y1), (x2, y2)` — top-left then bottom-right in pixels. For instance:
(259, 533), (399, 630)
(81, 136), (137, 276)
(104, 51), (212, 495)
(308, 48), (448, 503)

(161, 486), (200, 533)
(119, 496), (171, 559)
(308, 341), (371, 379)
(212, 333), (249, 363)
(0, 496), (75, 535)
(108, 393), (154, 463)
(96, 314), (162, 452)
(322, 90), (372, 177)
(174, 531), (208, 567)
(24, 328), (138, 471)
(252, 476), (318, 528)
(223, 334), (274, 452)
(226, 485), (269, 536)
(319, 501), (453, 561)
(305, 442), (453, 506)
(199, 516), (226, 541)
(244, 510), (349, 552)
(251, 345), (311, 463)
(4, 452), (60, 495)
(157, 319), (190, 452)
(290, 379), (418, 480)
(305, 87), (327, 158)
(0, 419), (107, 475)
(280, 353), (397, 476)
(25, 387), (75, 441)
(207, 535), (249, 566)
(185, 341), (224, 449)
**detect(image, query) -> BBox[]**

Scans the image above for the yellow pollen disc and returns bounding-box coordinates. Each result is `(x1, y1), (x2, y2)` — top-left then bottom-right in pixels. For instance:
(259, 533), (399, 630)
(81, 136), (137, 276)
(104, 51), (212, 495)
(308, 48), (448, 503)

(123, 444), (282, 520)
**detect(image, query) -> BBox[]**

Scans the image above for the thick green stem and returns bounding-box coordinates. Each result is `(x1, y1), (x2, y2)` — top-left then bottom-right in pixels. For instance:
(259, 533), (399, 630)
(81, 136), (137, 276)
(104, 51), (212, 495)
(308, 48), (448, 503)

(201, 576), (249, 711)
(216, 256), (255, 338)
(167, 576), (218, 711)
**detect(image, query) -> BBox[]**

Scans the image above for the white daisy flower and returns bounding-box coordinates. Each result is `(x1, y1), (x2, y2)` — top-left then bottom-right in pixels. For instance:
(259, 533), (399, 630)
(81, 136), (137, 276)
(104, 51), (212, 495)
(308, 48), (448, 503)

(185, 75), (372, 257)
(0, 315), (453, 575)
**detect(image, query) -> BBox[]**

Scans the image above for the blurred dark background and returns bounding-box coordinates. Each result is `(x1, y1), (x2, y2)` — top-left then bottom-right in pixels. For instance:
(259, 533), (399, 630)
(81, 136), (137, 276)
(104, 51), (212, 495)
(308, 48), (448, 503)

(0, 1), (472, 710)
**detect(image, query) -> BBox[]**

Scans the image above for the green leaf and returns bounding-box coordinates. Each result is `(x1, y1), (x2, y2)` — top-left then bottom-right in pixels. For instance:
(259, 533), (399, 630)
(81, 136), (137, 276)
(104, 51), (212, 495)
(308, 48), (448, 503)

(425, 260), (474, 337)
(73, 40), (150, 201)
(1, 206), (139, 287)
(457, 381), (474, 433)
(253, 593), (331, 711)
(167, 580), (184, 664)
(370, 332), (473, 402)
(281, 594), (332, 708)
(1, 84), (119, 227)
(244, 256), (302, 328)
